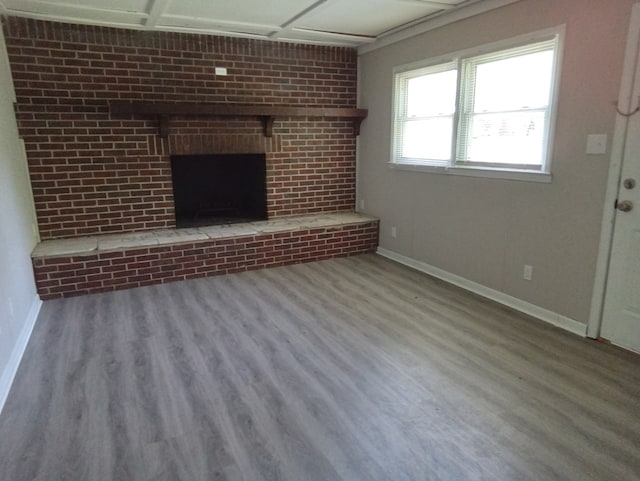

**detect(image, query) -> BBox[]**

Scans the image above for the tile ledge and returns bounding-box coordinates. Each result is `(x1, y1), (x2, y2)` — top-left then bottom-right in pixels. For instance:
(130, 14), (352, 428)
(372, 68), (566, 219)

(32, 212), (378, 259)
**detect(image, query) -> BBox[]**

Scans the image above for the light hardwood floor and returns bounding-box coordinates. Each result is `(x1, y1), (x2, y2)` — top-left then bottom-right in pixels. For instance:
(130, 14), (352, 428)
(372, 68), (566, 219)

(0, 254), (638, 481)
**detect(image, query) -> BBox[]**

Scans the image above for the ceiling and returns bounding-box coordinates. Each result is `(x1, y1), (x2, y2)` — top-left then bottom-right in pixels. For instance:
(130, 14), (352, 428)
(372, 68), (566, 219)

(0, 0), (495, 48)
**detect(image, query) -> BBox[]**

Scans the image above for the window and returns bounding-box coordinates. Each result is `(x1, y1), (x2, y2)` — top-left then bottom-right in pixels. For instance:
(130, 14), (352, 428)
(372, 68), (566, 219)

(392, 28), (563, 180)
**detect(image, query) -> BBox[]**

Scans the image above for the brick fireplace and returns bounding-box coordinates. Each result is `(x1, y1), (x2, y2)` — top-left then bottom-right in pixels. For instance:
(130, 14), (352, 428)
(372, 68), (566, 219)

(3, 17), (379, 298)
(3, 16), (360, 240)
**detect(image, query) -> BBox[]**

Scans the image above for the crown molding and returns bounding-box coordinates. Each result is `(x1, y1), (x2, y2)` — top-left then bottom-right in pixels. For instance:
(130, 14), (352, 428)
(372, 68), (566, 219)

(358, 0), (523, 55)
(144, 0), (170, 29)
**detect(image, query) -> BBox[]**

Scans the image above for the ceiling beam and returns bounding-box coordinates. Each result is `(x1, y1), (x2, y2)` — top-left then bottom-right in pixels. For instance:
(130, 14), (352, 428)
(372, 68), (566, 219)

(277, 0), (330, 31)
(290, 28), (375, 43)
(4, 0), (146, 21)
(269, 0), (339, 41)
(145, 0), (171, 29)
(148, 25), (269, 40)
(160, 15), (279, 33)
(397, 0), (458, 9)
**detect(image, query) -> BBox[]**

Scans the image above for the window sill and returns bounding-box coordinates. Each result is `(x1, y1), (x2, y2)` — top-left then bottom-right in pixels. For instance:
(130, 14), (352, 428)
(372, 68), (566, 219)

(388, 162), (552, 183)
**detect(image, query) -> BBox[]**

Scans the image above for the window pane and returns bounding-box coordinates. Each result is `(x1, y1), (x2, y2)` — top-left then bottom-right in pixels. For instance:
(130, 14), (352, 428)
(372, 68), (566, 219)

(473, 50), (554, 113)
(393, 32), (559, 173)
(406, 69), (457, 118)
(463, 111), (546, 165)
(402, 117), (453, 160)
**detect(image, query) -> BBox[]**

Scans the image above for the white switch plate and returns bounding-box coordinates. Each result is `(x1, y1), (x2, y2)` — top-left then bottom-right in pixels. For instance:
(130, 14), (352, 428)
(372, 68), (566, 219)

(586, 134), (607, 155)
(214, 67), (228, 76)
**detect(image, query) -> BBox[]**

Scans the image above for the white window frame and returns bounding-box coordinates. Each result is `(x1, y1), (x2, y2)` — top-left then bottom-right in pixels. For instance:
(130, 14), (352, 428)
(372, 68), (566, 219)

(390, 26), (565, 183)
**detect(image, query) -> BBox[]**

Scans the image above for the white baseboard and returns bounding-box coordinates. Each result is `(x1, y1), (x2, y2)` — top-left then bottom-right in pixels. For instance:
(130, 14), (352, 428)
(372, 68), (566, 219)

(0, 295), (42, 415)
(376, 247), (587, 337)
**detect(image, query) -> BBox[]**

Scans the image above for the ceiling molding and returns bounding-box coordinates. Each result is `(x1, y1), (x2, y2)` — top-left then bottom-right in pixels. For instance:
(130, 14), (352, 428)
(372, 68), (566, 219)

(269, 0), (333, 41)
(291, 28), (376, 43)
(7, 0), (147, 23)
(145, 0), (170, 29)
(358, 0), (523, 54)
(1, 10), (147, 31)
(148, 25), (269, 41)
(159, 15), (279, 34)
(277, 36), (361, 47)
(397, 0), (458, 9)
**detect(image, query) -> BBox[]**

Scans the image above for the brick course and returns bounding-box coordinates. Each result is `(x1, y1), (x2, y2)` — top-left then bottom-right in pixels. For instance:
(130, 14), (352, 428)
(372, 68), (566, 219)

(33, 221), (379, 299)
(3, 17), (359, 240)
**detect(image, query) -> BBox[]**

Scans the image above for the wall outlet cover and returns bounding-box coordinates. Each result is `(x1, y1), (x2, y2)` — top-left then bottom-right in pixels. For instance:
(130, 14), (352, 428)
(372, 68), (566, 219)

(586, 134), (607, 155)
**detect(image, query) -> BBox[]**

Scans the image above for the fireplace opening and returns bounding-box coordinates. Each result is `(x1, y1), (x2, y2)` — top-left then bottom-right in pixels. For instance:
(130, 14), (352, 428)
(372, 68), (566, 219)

(170, 153), (267, 228)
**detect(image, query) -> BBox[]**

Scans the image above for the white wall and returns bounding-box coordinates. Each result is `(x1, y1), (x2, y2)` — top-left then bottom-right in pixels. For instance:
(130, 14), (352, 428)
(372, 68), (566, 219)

(357, 0), (634, 326)
(0, 27), (41, 413)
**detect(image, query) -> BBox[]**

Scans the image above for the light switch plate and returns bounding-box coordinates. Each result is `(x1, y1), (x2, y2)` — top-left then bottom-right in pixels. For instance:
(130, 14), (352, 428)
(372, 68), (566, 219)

(586, 134), (607, 155)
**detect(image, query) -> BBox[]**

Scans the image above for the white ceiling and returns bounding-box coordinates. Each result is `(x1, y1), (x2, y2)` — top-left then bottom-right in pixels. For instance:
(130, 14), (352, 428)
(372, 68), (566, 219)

(0, 0), (497, 48)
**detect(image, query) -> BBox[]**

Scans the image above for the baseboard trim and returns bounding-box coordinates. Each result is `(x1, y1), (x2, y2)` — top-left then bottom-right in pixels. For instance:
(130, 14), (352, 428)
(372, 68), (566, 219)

(0, 295), (42, 415)
(376, 247), (587, 337)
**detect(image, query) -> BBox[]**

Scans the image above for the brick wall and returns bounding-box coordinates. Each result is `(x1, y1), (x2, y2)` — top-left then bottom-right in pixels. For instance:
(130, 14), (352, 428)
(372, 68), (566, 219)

(2, 17), (358, 240)
(33, 221), (379, 299)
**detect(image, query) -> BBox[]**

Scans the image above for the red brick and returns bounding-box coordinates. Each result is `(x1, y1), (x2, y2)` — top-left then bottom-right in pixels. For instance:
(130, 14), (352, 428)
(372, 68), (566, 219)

(5, 17), (357, 240)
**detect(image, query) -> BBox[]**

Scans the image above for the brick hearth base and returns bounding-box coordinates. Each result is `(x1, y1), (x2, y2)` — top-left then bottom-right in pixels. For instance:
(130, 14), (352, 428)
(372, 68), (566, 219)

(32, 213), (379, 299)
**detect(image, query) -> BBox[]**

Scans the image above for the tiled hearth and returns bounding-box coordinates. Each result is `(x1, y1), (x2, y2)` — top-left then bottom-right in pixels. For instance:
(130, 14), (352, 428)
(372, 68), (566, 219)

(32, 213), (379, 299)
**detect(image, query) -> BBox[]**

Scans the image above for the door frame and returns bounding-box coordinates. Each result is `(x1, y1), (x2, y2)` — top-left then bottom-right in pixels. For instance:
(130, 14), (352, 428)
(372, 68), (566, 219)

(588, 2), (640, 338)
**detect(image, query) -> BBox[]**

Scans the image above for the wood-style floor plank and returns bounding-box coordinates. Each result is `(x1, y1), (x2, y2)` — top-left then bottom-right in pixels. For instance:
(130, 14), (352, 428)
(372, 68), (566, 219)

(0, 254), (638, 481)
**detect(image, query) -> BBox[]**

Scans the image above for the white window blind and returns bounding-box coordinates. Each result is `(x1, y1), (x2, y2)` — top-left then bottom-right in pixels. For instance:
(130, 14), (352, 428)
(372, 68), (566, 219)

(456, 40), (556, 170)
(393, 61), (457, 165)
(390, 28), (562, 180)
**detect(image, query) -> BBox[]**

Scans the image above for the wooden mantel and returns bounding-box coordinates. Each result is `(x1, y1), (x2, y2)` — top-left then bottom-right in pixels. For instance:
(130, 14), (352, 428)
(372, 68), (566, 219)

(109, 101), (368, 138)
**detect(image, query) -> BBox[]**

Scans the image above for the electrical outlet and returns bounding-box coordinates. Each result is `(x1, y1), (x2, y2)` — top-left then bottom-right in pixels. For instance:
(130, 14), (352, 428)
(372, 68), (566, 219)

(391, 226), (397, 238)
(214, 67), (228, 76)
(359, 199), (365, 210)
(523, 265), (533, 281)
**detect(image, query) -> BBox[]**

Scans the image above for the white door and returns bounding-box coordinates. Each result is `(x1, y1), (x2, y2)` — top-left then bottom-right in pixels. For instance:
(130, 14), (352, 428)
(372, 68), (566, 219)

(600, 7), (640, 353)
